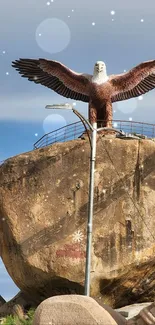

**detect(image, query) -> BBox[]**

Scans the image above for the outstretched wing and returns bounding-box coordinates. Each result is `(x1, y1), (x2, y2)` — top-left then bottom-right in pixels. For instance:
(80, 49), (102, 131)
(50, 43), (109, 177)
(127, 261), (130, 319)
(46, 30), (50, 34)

(110, 60), (155, 102)
(12, 58), (92, 102)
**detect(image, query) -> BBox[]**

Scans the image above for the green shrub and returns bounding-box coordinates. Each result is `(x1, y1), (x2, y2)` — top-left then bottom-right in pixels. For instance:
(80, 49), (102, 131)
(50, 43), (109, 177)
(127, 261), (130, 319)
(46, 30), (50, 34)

(3, 315), (17, 325)
(3, 308), (35, 325)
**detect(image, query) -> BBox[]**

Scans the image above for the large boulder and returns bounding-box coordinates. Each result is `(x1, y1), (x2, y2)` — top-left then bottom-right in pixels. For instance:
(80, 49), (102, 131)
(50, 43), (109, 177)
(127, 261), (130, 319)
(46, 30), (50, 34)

(32, 295), (126, 325)
(1, 137), (155, 308)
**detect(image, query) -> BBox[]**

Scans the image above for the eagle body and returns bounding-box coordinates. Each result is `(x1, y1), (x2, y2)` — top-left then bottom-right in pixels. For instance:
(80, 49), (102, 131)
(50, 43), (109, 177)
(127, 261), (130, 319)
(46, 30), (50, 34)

(88, 80), (113, 126)
(12, 58), (155, 128)
(89, 81), (113, 102)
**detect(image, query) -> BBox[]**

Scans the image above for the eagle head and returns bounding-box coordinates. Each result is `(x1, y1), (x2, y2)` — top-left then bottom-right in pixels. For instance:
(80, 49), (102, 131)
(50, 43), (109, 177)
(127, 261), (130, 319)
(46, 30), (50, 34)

(94, 61), (106, 73)
(92, 61), (108, 83)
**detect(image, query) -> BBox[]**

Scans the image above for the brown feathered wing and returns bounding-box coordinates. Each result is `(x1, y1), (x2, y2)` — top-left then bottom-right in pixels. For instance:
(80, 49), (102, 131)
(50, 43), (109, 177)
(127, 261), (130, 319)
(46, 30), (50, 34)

(110, 60), (155, 102)
(12, 59), (92, 102)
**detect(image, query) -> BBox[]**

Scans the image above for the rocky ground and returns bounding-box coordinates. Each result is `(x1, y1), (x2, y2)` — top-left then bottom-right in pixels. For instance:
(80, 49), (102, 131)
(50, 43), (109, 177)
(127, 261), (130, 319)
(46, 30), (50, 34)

(0, 300), (153, 324)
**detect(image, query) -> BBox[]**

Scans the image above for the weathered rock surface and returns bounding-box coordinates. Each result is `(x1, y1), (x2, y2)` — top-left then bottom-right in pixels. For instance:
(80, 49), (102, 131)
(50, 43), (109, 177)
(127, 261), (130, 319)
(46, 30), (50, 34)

(32, 295), (125, 325)
(127, 301), (155, 324)
(0, 291), (34, 317)
(116, 302), (153, 320)
(1, 138), (155, 309)
(0, 296), (5, 307)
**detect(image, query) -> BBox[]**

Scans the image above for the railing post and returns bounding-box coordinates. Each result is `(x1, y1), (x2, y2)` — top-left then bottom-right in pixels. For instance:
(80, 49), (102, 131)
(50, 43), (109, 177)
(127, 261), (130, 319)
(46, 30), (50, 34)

(131, 121), (133, 134)
(64, 127), (66, 142)
(46, 135), (48, 146)
(74, 123), (77, 140)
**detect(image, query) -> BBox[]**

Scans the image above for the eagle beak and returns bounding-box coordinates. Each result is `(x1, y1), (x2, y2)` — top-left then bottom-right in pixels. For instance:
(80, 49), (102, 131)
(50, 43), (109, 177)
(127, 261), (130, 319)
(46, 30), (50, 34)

(95, 63), (104, 73)
(97, 67), (103, 73)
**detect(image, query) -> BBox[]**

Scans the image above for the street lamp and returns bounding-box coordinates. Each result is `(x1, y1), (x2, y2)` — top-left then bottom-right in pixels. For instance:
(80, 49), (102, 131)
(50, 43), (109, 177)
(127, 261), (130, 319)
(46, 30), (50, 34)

(45, 103), (123, 296)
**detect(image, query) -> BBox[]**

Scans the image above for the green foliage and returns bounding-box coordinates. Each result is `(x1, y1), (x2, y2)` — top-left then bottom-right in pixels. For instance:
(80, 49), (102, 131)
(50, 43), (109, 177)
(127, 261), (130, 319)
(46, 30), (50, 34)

(3, 308), (35, 325)
(3, 315), (17, 325)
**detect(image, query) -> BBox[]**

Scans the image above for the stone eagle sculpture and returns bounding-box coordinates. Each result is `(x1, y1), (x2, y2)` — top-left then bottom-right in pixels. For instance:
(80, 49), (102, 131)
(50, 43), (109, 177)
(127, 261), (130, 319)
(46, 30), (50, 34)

(12, 59), (155, 127)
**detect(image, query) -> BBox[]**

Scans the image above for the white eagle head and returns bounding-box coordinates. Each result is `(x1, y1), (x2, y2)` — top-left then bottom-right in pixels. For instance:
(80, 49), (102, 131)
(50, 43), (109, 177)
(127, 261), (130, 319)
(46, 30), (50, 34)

(94, 61), (107, 75)
(93, 61), (108, 83)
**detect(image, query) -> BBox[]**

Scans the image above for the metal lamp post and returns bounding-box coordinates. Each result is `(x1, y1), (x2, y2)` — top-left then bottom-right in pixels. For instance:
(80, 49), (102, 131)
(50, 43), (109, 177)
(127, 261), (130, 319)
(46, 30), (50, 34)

(45, 103), (123, 296)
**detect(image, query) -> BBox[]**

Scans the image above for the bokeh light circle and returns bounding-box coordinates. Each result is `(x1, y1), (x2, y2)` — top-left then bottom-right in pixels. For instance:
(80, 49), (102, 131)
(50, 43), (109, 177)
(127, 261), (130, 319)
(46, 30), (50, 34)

(36, 18), (71, 54)
(43, 114), (67, 134)
(116, 98), (137, 114)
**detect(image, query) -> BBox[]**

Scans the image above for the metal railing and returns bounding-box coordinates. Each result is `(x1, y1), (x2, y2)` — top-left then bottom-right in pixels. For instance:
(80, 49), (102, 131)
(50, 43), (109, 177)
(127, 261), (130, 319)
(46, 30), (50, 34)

(33, 121), (86, 149)
(110, 120), (155, 138)
(33, 119), (155, 149)
(1, 120), (155, 166)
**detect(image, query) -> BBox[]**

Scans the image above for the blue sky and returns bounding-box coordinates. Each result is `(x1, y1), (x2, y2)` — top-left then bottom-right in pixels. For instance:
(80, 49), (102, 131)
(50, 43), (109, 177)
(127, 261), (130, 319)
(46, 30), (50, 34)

(0, 0), (155, 301)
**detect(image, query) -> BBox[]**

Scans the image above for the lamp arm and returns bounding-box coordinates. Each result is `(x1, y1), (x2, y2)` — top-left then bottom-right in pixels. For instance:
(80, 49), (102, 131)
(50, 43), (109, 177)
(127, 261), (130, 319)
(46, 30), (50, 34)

(72, 109), (94, 132)
(72, 109), (93, 146)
